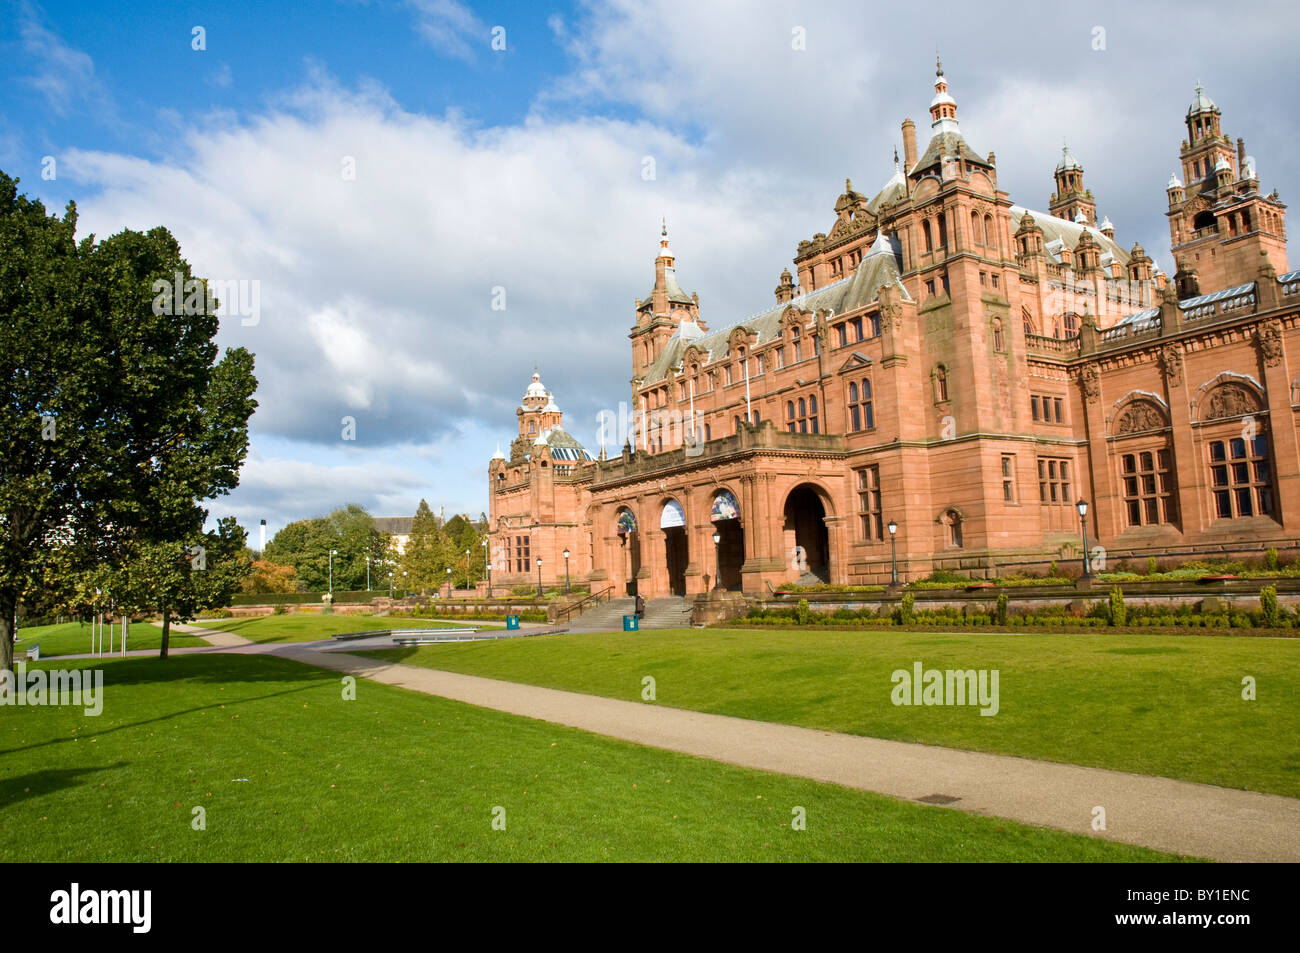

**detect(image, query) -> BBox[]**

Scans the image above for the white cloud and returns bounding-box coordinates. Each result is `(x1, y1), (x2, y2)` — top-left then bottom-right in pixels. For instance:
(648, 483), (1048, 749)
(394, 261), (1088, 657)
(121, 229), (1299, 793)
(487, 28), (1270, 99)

(17, 2), (110, 117)
(406, 0), (486, 62)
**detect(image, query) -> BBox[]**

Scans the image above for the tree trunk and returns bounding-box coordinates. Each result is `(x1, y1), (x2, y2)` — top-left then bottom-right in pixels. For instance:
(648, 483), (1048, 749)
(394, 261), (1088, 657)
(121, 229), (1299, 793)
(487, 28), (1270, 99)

(0, 592), (15, 675)
(160, 608), (171, 660)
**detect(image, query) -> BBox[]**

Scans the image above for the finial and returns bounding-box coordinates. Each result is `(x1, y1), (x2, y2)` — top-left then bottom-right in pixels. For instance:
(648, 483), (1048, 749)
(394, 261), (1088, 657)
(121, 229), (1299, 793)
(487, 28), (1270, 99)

(845, 177), (852, 193)
(660, 216), (667, 238)
(935, 51), (943, 77)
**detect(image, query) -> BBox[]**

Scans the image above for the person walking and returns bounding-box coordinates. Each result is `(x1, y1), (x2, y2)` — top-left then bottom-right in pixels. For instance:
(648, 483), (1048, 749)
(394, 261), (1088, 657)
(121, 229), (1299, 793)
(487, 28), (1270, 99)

(634, 593), (645, 621)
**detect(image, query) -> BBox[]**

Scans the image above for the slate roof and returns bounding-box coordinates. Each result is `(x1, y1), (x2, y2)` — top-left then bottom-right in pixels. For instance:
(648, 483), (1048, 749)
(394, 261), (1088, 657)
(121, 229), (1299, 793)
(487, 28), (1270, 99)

(639, 235), (909, 385)
(1012, 205), (1131, 270)
(910, 130), (992, 177)
(373, 517), (414, 535)
(529, 427), (594, 462)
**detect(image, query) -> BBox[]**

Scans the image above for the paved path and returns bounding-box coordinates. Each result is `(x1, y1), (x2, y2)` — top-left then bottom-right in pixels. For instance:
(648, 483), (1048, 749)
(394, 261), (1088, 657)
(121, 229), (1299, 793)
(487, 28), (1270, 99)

(74, 621), (1300, 861)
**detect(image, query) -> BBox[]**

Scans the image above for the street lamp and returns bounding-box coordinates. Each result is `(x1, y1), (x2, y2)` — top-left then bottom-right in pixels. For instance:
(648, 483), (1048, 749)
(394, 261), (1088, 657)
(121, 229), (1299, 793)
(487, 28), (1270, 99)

(1076, 499), (1091, 580)
(329, 549), (338, 595)
(536, 557), (543, 598)
(887, 519), (899, 586)
(445, 567), (452, 599)
(388, 572), (393, 599)
(366, 554), (371, 591)
(563, 548), (571, 593)
(712, 531), (722, 591)
(402, 569), (408, 598)
(464, 549), (471, 590)
(482, 538), (490, 591)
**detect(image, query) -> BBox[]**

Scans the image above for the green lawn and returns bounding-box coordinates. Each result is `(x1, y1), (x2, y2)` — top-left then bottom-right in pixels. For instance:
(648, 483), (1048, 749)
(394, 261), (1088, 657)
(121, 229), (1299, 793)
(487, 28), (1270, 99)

(190, 614), (500, 644)
(14, 621), (210, 658)
(0, 654), (1189, 862)
(360, 628), (1300, 798)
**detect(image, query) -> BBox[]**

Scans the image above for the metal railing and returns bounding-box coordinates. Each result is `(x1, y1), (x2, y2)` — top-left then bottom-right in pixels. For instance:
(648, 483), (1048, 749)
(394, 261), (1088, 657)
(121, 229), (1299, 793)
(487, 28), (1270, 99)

(553, 586), (615, 624)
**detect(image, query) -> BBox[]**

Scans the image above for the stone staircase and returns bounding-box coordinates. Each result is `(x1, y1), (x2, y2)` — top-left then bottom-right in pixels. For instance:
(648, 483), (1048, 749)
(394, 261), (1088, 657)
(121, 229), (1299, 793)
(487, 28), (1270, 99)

(565, 596), (694, 632)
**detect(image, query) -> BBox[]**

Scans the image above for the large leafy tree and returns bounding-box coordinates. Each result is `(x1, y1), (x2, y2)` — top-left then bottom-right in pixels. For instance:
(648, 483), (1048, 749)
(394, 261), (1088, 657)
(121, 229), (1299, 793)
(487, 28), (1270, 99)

(263, 505), (393, 592)
(0, 171), (257, 672)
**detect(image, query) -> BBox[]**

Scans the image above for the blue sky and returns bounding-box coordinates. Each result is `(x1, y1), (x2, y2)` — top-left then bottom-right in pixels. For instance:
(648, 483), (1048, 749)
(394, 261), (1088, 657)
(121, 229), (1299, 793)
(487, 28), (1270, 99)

(3, 0), (1296, 542)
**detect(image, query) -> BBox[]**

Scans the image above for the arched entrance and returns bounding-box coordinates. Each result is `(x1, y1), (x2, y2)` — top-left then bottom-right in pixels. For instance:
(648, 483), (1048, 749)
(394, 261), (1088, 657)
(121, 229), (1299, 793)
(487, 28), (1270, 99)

(616, 508), (641, 596)
(660, 499), (689, 597)
(783, 484), (830, 582)
(710, 490), (744, 591)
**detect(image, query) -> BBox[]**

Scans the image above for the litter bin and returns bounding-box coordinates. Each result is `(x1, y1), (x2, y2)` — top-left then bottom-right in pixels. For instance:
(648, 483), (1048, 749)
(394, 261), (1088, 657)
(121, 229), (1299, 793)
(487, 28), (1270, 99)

(506, 614), (520, 630)
(623, 615), (639, 631)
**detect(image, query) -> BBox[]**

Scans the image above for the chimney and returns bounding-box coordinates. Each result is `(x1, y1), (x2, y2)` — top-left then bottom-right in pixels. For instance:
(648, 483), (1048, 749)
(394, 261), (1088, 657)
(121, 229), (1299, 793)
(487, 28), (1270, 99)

(1237, 137), (1247, 176)
(901, 119), (917, 171)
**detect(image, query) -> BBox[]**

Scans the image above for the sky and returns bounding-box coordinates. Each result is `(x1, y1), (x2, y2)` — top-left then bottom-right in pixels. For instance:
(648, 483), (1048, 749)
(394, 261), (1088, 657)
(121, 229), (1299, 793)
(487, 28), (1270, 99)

(3, 0), (1296, 542)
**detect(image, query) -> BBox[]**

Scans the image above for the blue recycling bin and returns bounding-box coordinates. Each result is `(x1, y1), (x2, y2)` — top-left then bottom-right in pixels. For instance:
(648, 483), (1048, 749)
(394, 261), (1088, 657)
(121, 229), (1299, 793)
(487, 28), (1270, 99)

(623, 615), (639, 631)
(506, 614), (520, 630)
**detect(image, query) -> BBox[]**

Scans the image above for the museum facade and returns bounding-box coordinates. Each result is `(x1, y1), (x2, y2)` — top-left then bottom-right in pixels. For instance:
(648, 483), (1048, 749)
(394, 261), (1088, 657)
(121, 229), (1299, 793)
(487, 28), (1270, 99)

(488, 65), (1297, 597)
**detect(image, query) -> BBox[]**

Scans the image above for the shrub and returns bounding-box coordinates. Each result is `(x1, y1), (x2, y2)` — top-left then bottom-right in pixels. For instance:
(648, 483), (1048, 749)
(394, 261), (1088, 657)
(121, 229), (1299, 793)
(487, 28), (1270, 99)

(1229, 612), (1252, 629)
(1049, 560), (1059, 578)
(1266, 548), (1280, 572)
(1107, 587), (1126, 627)
(796, 598), (812, 625)
(1261, 585), (1280, 627)
(895, 592), (916, 626)
(272, 604), (288, 615)
(1147, 556), (1158, 575)
(995, 592), (1008, 626)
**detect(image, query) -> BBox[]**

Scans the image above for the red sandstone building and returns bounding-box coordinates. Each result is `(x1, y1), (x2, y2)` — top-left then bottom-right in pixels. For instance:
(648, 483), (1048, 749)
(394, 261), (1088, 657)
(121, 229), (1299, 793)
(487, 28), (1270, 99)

(488, 65), (1296, 598)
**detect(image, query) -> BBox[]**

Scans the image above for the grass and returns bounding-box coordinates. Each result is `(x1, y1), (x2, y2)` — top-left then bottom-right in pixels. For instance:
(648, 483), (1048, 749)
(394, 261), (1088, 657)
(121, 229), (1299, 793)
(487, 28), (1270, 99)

(360, 627), (1300, 798)
(14, 621), (210, 658)
(0, 654), (1190, 862)
(190, 614), (500, 644)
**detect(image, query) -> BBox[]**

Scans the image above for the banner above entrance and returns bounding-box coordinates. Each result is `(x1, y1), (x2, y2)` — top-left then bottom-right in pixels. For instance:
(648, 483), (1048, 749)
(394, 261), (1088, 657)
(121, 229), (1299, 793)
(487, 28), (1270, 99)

(660, 500), (685, 529)
(710, 490), (740, 522)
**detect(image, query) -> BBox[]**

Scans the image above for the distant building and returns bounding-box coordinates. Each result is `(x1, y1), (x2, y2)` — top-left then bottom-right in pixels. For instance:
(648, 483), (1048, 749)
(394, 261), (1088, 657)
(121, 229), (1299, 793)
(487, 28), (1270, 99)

(372, 516), (414, 554)
(488, 66), (1294, 597)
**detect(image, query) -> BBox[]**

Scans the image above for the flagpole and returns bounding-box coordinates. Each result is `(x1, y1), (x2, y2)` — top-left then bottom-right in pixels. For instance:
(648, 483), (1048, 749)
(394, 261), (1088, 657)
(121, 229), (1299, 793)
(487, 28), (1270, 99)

(744, 356), (752, 422)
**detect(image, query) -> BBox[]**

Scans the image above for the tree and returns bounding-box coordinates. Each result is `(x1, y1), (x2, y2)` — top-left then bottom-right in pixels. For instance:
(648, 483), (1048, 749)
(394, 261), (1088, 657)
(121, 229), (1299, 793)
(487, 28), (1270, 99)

(0, 171), (257, 673)
(262, 505), (392, 592)
(401, 499), (444, 592)
(240, 559), (298, 594)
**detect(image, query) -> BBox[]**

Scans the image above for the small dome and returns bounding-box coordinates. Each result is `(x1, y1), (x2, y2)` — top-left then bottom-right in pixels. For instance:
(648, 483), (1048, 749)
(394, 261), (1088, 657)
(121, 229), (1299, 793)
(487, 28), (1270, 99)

(1213, 154), (1230, 172)
(930, 89), (955, 109)
(1056, 145), (1082, 173)
(1187, 83), (1217, 116)
(523, 371), (547, 399)
(1098, 215), (1114, 232)
(1167, 172), (1184, 189)
(533, 430), (549, 446)
(1072, 209), (1088, 224)
(491, 445), (506, 461)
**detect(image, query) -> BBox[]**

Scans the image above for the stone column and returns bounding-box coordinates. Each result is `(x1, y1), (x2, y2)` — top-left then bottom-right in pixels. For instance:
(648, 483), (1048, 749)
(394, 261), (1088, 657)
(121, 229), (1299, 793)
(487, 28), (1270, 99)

(1257, 320), (1299, 528)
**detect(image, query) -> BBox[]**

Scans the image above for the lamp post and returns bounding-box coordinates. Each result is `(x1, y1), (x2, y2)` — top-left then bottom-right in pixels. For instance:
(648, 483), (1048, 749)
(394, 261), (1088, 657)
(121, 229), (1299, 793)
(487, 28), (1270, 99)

(329, 549), (338, 596)
(562, 548), (571, 593)
(366, 554), (371, 591)
(445, 567), (452, 599)
(887, 519), (899, 586)
(402, 569), (408, 599)
(712, 531), (721, 591)
(482, 538), (490, 592)
(1076, 499), (1091, 581)
(388, 572), (393, 599)
(464, 549), (471, 589)
(536, 557), (543, 598)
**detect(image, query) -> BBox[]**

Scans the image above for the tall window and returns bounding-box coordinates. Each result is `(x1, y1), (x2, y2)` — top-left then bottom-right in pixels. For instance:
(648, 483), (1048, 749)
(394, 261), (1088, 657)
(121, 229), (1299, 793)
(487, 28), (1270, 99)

(1037, 458), (1072, 504)
(935, 365), (949, 402)
(1209, 436), (1274, 519)
(786, 395), (819, 433)
(857, 466), (883, 540)
(943, 509), (962, 547)
(514, 536), (531, 573)
(792, 327), (803, 362)
(992, 318), (1004, 352)
(1001, 454), (1015, 502)
(1122, 449), (1178, 526)
(848, 379), (874, 432)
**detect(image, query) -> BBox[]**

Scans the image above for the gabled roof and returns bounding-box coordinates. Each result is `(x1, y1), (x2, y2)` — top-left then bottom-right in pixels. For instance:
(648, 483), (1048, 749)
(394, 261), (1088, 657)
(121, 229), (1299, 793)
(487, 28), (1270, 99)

(373, 517), (414, 535)
(639, 238), (909, 385)
(527, 427), (593, 462)
(1012, 205), (1130, 268)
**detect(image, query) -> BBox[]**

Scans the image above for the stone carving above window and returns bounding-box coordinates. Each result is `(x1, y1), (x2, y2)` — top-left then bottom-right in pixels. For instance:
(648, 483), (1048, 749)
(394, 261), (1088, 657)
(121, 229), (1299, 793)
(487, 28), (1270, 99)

(1203, 384), (1260, 420)
(1080, 365), (1100, 404)
(1116, 400), (1167, 434)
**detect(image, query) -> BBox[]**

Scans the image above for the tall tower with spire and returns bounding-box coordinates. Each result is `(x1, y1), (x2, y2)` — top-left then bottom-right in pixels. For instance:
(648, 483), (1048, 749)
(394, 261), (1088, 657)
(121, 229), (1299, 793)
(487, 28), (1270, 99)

(631, 221), (704, 382)
(1166, 83), (1288, 293)
(1049, 145), (1096, 225)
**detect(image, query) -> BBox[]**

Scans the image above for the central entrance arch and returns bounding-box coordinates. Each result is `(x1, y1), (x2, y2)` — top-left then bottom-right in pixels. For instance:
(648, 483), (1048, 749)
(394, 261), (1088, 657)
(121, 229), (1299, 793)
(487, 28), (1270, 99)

(783, 484), (830, 582)
(710, 489), (744, 591)
(660, 499), (688, 596)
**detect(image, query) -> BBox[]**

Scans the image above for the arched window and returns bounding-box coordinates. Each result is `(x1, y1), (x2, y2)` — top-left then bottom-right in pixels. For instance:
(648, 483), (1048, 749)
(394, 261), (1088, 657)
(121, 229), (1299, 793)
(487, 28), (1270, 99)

(1193, 210), (1216, 232)
(970, 210), (981, 246)
(937, 213), (948, 249)
(786, 401), (796, 432)
(984, 215), (995, 251)
(848, 379), (874, 432)
(944, 510), (963, 548)
(734, 415), (742, 434)
(789, 396), (818, 433)
(936, 365), (949, 402)
(922, 219), (933, 252)
(992, 318), (1004, 352)
(792, 326), (803, 362)
(528, 421), (536, 433)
